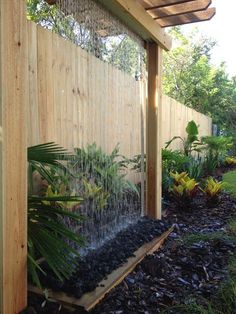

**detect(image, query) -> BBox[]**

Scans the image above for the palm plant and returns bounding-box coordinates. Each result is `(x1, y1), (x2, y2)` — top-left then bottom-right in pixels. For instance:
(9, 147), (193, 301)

(28, 143), (84, 287)
(202, 136), (233, 173)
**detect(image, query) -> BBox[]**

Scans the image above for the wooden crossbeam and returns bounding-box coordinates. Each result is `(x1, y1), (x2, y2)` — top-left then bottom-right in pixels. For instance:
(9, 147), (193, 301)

(138, 0), (195, 10)
(149, 0), (211, 19)
(97, 0), (172, 50)
(158, 7), (216, 27)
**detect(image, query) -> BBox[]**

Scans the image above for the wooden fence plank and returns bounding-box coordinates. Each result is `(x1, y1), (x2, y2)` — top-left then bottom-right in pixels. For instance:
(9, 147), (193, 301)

(0, 0), (29, 312)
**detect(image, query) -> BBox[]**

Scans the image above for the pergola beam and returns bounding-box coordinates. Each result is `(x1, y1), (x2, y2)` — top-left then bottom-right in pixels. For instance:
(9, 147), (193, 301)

(150, 0), (211, 19)
(139, 0), (195, 10)
(157, 7), (215, 27)
(98, 0), (172, 50)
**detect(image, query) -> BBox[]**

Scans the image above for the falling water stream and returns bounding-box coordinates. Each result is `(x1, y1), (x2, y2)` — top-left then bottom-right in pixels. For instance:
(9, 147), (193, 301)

(63, 144), (143, 256)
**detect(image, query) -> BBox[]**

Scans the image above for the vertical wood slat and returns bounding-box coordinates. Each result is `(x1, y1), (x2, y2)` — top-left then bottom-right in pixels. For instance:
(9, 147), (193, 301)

(27, 24), (144, 162)
(27, 22), (212, 164)
(146, 43), (163, 219)
(161, 95), (212, 150)
(0, 0), (29, 313)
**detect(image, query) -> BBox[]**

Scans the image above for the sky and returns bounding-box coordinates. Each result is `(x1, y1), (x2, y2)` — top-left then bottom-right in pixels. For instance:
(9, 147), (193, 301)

(180, 0), (236, 77)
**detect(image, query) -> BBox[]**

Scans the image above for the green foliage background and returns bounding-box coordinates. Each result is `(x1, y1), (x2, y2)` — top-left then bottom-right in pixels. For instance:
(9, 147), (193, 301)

(163, 27), (236, 147)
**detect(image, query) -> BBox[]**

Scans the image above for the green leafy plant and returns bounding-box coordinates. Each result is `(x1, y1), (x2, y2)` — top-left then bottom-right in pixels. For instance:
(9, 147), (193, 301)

(162, 149), (190, 192)
(169, 171), (199, 209)
(82, 178), (110, 210)
(202, 136), (233, 173)
(129, 153), (146, 173)
(185, 156), (204, 181)
(202, 154), (218, 176)
(28, 143), (84, 288)
(70, 144), (139, 210)
(165, 120), (202, 156)
(200, 177), (224, 207)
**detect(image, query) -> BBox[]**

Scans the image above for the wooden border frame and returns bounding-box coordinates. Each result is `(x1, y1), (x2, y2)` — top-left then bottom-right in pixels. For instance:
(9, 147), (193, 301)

(29, 227), (173, 311)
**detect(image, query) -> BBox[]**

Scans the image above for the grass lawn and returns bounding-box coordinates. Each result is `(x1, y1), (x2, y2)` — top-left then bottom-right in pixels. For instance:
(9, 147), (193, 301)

(223, 170), (236, 197)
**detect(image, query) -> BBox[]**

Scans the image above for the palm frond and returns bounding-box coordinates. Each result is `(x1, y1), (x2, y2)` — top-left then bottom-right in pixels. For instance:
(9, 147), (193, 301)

(27, 142), (85, 288)
(28, 199), (84, 286)
(28, 142), (73, 164)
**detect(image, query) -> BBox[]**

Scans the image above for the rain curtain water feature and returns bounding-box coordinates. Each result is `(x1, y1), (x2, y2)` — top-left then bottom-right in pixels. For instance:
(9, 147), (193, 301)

(27, 0), (147, 252)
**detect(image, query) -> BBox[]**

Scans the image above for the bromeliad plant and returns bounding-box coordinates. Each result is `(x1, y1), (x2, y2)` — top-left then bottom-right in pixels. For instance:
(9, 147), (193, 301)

(201, 177), (224, 207)
(28, 143), (84, 288)
(225, 156), (236, 165)
(169, 171), (199, 210)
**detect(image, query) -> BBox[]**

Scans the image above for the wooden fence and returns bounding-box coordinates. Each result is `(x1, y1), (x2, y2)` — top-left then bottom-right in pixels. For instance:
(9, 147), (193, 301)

(28, 23), (212, 159)
(161, 95), (212, 150)
(28, 23), (145, 161)
(0, 4), (212, 314)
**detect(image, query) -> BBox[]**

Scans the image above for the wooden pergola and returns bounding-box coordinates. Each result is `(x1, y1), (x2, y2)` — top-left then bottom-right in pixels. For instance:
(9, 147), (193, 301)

(0, 1), (215, 313)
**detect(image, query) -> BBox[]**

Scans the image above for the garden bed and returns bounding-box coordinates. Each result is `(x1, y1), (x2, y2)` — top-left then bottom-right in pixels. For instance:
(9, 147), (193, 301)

(25, 218), (171, 312)
(91, 190), (236, 313)
(25, 190), (236, 313)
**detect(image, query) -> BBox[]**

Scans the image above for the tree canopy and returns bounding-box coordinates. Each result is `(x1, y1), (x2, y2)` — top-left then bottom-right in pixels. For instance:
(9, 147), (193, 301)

(163, 27), (236, 141)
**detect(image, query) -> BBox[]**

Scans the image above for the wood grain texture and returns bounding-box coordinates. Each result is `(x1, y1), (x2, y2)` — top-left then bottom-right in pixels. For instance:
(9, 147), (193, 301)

(146, 43), (162, 219)
(161, 95), (212, 150)
(158, 7), (216, 27)
(27, 23), (211, 178)
(97, 0), (172, 50)
(150, 0), (211, 19)
(0, 0), (29, 313)
(138, 0), (195, 10)
(27, 24), (145, 183)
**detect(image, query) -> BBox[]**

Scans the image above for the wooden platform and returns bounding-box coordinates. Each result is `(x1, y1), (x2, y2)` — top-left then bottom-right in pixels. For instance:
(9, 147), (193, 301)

(29, 226), (173, 312)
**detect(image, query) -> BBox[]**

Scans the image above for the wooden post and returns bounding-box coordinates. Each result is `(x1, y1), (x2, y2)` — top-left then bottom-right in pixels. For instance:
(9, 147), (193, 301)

(0, 0), (29, 312)
(146, 43), (163, 219)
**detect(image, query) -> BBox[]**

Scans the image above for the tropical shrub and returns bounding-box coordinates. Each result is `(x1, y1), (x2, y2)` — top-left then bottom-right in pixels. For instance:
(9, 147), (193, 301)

(165, 120), (202, 156)
(185, 156), (204, 181)
(162, 149), (190, 192)
(28, 143), (84, 287)
(129, 153), (146, 173)
(70, 143), (139, 210)
(202, 154), (218, 176)
(202, 136), (233, 172)
(201, 177), (224, 207)
(169, 171), (199, 209)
